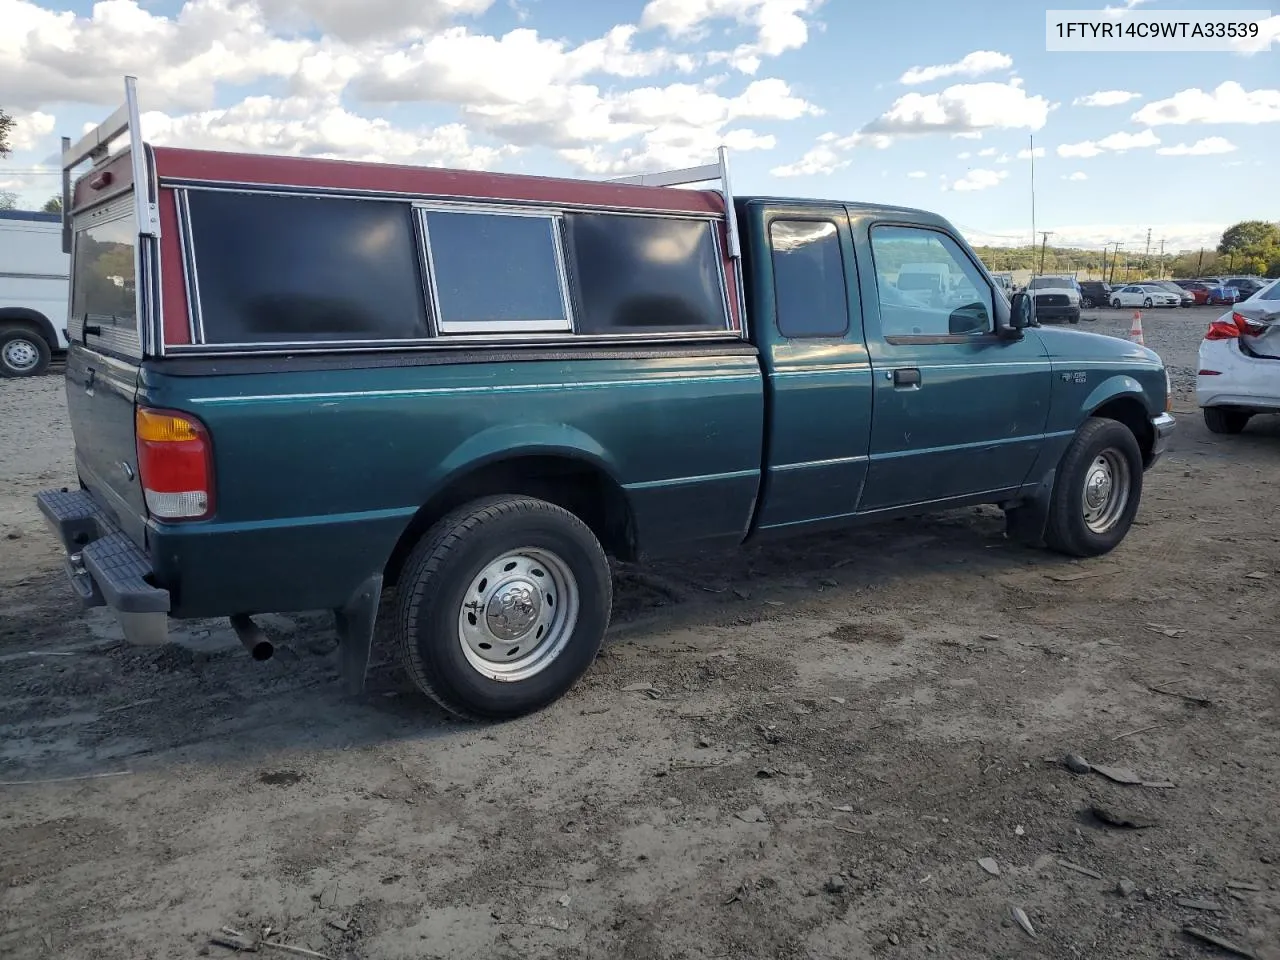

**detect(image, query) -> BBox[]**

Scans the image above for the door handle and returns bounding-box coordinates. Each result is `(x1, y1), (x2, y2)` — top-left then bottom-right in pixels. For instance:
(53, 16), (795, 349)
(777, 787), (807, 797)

(893, 368), (922, 388)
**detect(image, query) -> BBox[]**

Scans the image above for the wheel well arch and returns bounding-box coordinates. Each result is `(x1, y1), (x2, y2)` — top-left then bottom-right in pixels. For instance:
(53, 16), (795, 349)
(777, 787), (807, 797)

(383, 454), (637, 588)
(0, 308), (58, 349)
(1090, 395), (1155, 466)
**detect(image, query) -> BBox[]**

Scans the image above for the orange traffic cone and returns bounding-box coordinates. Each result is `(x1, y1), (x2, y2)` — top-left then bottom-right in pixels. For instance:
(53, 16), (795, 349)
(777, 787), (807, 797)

(1129, 310), (1145, 345)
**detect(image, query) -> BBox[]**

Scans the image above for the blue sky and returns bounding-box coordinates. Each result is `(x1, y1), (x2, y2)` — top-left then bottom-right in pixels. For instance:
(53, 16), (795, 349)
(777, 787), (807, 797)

(1, 0), (1275, 250)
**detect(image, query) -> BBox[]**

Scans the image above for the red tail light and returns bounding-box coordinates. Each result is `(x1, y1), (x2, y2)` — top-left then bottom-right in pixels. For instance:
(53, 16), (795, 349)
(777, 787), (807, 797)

(1205, 312), (1266, 341)
(135, 408), (214, 520)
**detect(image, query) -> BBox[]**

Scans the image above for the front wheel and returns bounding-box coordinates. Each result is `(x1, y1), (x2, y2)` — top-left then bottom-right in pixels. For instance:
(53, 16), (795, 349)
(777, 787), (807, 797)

(394, 495), (612, 720)
(0, 327), (52, 378)
(1143, 298), (1153, 308)
(1111, 298), (1122, 308)
(1203, 407), (1251, 435)
(1044, 417), (1144, 558)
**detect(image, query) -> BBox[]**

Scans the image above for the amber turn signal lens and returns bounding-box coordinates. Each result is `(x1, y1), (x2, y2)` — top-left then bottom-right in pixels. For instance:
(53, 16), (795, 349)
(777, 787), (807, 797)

(136, 408), (201, 442)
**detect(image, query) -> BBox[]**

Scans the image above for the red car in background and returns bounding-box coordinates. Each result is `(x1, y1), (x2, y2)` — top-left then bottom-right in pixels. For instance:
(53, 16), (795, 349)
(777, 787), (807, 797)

(1175, 280), (1240, 306)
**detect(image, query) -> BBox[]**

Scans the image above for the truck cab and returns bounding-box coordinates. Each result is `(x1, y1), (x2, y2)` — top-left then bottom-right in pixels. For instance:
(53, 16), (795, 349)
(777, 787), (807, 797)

(37, 79), (1175, 721)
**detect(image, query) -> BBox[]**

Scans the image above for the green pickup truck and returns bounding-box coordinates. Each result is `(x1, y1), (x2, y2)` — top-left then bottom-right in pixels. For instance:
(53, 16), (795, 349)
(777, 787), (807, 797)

(37, 81), (1174, 720)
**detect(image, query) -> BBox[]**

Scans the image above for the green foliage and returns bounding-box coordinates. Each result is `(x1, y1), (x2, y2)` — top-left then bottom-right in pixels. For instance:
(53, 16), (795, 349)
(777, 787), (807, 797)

(42, 195), (62, 213)
(0, 106), (13, 158)
(0, 190), (17, 211)
(1218, 220), (1280, 255)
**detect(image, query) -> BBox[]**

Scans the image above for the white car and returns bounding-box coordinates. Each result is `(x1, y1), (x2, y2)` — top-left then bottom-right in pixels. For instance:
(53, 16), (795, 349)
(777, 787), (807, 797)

(1196, 278), (1280, 434)
(1110, 284), (1180, 309)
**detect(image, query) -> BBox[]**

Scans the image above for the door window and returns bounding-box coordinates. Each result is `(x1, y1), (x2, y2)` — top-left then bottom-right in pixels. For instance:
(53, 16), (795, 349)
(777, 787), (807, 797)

(770, 219), (849, 338)
(869, 225), (993, 337)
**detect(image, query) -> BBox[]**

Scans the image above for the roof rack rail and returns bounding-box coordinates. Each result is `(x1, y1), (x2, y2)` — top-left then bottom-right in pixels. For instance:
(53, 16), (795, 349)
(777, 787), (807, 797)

(607, 146), (743, 263)
(59, 75), (159, 253)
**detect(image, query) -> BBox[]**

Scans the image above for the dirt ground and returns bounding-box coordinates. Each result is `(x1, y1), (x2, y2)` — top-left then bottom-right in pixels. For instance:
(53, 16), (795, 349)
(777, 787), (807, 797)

(2, 306), (1278, 960)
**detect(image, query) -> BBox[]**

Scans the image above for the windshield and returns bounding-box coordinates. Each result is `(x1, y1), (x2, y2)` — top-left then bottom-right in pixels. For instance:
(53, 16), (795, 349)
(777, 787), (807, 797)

(1028, 277), (1070, 289)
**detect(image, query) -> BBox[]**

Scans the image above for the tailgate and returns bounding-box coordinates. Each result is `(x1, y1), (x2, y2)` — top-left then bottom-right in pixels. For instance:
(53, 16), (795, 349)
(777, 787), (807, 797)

(63, 197), (150, 547)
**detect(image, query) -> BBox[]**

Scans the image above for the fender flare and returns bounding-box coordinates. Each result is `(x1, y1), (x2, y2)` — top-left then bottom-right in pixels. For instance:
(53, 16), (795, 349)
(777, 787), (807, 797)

(426, 423), (623, 498)
(0, 307), (59, 350)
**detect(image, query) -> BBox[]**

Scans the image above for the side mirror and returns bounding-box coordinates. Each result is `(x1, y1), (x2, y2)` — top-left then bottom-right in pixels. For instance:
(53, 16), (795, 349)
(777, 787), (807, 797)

(995, 291), (1032, 339)
(1009, 291), (1034, 330)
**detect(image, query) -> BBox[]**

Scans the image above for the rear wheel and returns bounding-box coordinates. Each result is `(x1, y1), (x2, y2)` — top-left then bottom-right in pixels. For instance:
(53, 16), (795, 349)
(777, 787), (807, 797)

(1045, 417), (1144, 558)
(1203, 406), (1251, 435)
(394, 495), (612, 720)
(0, 326), (51, 378)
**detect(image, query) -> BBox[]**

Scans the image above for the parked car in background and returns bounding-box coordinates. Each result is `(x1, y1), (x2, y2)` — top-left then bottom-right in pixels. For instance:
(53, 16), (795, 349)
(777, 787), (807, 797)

(1174, 281), (1213, 305)
(1027, 275), (1081, 324)
(1148, 281), (1196, 307)
(1078, 281), (1111, 308)
(1200, 282), (1244, 306)
(1196, 278), (1280, 434)
(0, 210), (70, 377)
(1110, 284), (1181, 309)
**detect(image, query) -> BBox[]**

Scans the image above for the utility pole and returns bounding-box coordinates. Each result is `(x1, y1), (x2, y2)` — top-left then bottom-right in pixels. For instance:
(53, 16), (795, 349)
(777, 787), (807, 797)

(1143, 228), (1152, 276)
(1029, 134), (1037, 262)
(1039, 231), (1053, 274)
(1158, 238), (1165, 277)
(1197, 248), (1205, 274)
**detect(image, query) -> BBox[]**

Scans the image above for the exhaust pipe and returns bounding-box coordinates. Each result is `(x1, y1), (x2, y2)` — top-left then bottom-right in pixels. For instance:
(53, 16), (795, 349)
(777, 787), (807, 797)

(229, 614), (274, 661)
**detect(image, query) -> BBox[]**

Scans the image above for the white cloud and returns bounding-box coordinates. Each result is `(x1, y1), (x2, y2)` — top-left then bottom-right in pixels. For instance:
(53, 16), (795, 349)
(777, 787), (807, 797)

(4, 108), (55, 152)
(863, 80), (1052, 137)
(977, 147), (997, 157)
(141, 96), (514, 168)
(1156, 136), (1237, 156)
(1056, 128), (1159, 158)
(907, 170), (927, 178)
(770, 132), (850, 177)
(995, 152), (1011, 163)
(898, 50), (1013, 86)
(1133, 81), (1280, 126)
(0, 0), (323, 111)
(957, 151), (972, 159)
(1063, 171), (1088, 181)
(1231, 14), (1279, 55)
(353, 26), (695, 105)
(255, 0), (493, 41)
(1073, 90), (1141, 107)
(1097, 129), (1160, 150)
(1016, 146), (1045, 159)
(641, 0), (824, 73)
(1058, 140), (1104, 158)
(948, 168), (1008, 192)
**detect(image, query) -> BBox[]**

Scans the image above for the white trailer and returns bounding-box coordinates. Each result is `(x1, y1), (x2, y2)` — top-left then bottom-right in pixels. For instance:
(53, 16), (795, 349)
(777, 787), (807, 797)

(0, 209), (70, 377)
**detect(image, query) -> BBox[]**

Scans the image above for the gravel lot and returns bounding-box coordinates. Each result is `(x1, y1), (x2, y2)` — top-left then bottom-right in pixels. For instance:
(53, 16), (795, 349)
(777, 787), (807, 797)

(2, 308), (1279, 960)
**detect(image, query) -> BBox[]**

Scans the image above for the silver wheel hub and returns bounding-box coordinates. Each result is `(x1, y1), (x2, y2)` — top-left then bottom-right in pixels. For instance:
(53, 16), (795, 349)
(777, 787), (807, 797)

(1081, 449), (1130, 535)
(483, 581), (541, 640)
(3, 339), (39, 371)
(458, 548), (580, 681)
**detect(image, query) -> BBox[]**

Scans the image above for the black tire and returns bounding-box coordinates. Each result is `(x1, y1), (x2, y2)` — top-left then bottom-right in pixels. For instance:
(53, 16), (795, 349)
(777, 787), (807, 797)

(1203, 407), (1251, 435)
(0, 326), (52, 378)
(1068, 312), (1080, 325)
(1082, 297), (1094, 309)
(394, 495), (612, 720)
(1143, 298), (1153, 308)
(1111, 298), (1122, 308)
(1044, 417), (1144, 558)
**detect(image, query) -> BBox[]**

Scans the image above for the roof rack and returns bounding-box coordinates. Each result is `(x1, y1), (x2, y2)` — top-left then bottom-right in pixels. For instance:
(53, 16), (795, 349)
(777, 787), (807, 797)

(59, 75), (160, 253)
(607, 146), (743, 263)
